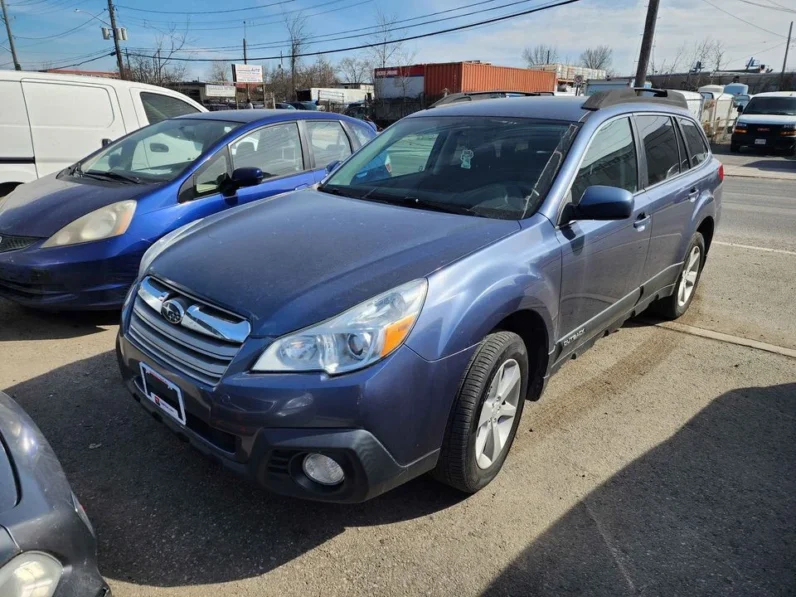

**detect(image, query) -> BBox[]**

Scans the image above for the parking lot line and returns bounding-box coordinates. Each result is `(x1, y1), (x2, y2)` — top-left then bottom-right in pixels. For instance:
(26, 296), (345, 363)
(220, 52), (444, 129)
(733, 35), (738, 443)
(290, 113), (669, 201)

(655, 321), (796, 359)
(714, 241), (796, 257)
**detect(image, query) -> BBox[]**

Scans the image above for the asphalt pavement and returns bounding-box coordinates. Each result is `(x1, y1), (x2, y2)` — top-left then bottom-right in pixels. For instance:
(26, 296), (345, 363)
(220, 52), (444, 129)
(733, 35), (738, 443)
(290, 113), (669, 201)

(0, 169), (794, 596)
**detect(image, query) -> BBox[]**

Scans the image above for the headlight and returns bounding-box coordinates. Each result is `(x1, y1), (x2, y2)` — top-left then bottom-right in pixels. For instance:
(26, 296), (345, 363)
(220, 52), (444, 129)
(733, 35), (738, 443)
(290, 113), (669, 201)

(0, 552), (63, 597)
(253, 279), (427, 375)
(138, 219), (204, 277)
(42, 200), (136, 248)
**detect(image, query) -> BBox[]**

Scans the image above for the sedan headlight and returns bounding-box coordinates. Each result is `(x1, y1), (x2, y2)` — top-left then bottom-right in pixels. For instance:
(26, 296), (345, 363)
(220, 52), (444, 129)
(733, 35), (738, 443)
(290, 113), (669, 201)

(0, 552), (63, 597)
(253, 279), (427, 375)
(138, 219), (204, 277)
(42, 200), (136, 248)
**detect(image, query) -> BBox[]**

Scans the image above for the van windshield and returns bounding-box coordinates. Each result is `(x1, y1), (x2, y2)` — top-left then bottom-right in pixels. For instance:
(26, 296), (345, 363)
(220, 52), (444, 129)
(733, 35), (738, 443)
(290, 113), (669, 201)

(743, 96), (796, 116)
(320, 116), (578, 220)
(75, 118), (241, 183)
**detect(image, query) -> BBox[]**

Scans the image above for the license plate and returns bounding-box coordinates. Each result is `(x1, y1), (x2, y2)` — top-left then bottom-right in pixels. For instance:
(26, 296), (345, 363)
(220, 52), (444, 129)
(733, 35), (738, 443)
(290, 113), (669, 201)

(755, 138), (767, 145)
(139, 362), (186, 425)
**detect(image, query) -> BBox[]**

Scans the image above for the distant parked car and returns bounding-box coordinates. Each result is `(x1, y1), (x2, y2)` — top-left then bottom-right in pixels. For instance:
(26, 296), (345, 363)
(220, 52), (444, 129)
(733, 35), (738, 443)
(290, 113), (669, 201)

(289, 100), (319, 110)
(0, 391), (109, 596)
(117, 89), (722, 503)
(731, 91), (796, 154)
(275, 102), (297, 110)
(0, 110), (376, 309)
(0, 70), (206, 197)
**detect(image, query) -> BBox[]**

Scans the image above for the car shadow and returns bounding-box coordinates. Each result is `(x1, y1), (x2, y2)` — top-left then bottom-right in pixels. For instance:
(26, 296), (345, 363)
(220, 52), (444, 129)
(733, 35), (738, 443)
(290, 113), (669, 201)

(483, 382), (796, 596)
(0, 298), (119, 341)
(4, 351), (465, 588)
(712, 143), (796, 161)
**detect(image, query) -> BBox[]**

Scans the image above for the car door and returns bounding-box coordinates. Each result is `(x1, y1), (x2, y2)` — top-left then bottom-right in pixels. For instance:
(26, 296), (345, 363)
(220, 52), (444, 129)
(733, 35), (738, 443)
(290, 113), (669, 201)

(554, 116), (652, 359)
(635, 114), (704, 296)
(303, 120), (354, 183)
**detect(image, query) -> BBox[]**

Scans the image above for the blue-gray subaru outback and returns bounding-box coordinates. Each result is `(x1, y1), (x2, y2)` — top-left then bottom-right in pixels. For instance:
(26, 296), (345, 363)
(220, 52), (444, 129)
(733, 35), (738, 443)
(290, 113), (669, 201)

(116, 89), (722, 502)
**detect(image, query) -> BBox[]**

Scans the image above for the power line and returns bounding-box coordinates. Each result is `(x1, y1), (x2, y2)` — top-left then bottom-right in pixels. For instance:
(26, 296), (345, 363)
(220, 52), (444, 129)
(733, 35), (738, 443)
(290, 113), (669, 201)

(117, 0), (292, 15)
(13, 12), (95, 39)
(724, 41), (787, 66)
(130, 0), (529, 54)
(732, 0), (796, 13)
(126, 0), (581, 63)
(44, 49), (113, 70)
(698, 0), (788, 38)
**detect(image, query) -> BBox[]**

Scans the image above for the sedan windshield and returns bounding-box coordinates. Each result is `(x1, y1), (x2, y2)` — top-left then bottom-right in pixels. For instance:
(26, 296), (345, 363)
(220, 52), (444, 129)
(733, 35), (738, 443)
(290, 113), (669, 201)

(321, 116), (578, 220)
(77, 118), (242, 183)
(743, 97), (796, 116)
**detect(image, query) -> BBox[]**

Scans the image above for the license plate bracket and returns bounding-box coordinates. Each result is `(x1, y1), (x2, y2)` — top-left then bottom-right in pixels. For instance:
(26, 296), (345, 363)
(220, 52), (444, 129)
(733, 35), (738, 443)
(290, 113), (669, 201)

(139, 362), (186, 425)
(755, 138), (766, 145)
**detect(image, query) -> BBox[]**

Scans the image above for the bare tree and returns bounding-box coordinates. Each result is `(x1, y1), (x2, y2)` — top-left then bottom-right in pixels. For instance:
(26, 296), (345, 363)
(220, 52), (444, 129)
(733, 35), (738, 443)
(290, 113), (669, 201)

(579, 46), (613, 70)
(337, 56), (371, 84)
(128, 26), (188, 86)
(284, 11), (309, 101)
(687, 38), (713, 72)
(522, 44), (558, 67)
(710, 39), (726, 72)
(206, 60), (231, 83)
(368, 9), (406, 69)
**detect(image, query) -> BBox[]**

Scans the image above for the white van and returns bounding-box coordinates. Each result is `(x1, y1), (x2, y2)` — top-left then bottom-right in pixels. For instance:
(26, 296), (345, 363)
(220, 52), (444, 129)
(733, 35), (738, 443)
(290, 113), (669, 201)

(698, 86), (737, 138)
(0, 70), (206, 196)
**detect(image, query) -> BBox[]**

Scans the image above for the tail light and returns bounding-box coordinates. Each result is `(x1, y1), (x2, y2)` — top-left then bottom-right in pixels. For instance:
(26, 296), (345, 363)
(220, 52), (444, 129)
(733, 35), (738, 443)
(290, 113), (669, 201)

(718, 163), (724, 182)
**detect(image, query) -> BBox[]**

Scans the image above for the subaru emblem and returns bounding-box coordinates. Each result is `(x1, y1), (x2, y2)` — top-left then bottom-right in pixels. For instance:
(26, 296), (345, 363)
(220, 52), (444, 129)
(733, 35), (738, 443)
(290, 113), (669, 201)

(161, 299), (184, 325)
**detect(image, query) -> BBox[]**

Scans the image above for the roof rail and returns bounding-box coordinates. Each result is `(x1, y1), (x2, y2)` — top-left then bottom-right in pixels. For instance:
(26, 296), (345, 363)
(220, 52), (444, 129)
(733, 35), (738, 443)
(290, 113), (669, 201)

(582, 88), (689, 111)
(429, 90), (554, 108)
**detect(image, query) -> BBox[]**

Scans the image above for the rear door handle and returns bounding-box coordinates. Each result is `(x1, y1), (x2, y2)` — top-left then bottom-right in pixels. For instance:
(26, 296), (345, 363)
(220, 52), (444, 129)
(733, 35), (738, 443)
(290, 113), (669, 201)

(634, 212), (650, 231)
(688, 187), (699, 202)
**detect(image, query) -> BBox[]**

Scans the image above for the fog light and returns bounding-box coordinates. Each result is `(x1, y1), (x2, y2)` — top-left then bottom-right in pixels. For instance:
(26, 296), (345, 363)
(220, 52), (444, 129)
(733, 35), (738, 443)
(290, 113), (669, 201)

(302, 453), (344, 486)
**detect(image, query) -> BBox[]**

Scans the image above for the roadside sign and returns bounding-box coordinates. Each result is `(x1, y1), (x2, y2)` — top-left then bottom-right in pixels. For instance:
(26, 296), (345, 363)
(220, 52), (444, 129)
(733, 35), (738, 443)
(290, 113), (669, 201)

(232, 64), (263, 84)
(205, 84), (236, 98)
(574, 74), (584, 85)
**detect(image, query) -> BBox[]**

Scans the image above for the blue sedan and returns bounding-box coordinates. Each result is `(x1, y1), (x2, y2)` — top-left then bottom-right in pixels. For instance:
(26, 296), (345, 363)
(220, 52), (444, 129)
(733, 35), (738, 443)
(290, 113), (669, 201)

(0, 110), (376, 309)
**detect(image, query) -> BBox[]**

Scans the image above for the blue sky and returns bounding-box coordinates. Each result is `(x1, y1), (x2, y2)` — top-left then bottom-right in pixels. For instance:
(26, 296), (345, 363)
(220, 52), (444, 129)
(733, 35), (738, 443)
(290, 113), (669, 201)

(2, 0), (794, 79)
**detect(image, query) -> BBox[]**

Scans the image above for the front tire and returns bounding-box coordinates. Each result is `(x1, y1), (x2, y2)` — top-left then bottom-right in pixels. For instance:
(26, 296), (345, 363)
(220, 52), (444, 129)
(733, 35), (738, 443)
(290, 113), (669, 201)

(730, 142), (741, 153)
(434, 331), (528, 494)
(652, 232), (706, 320)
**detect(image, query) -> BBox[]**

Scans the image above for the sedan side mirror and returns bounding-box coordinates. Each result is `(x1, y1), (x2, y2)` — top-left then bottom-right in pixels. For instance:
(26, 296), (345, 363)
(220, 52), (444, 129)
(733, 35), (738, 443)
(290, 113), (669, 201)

(230, 167), (264, 190)
(325, 160), (341, 175)
(573, 186), (634, 221)
(736, 104), (744, 113)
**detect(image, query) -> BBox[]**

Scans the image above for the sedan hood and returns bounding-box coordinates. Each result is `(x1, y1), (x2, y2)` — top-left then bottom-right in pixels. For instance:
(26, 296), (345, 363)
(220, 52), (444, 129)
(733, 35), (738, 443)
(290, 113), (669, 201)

(737, 114), (796, 125)
(150, 189), (519, 337)
(0, 173), (154, 238)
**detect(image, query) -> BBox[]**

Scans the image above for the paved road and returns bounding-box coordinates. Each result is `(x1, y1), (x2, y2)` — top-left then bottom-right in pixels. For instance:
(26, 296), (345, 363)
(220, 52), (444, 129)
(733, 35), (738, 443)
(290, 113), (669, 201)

(0, 176), (794, 597)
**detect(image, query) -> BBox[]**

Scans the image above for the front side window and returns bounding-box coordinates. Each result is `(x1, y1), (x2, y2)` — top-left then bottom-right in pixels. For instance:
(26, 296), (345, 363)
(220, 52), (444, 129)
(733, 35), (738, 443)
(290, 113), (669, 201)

(743, 96), (796, 116)
(80, 118), (240, 183)
(636, 115), (680, 186)
(141, 92), (200, 124)
(680, 119), (710, 166)
(571, 117), (638, 203)
(306, 121), (352, 167)
(194, 151), (230, 195)
(322, 116), (577, 220)
(230, 123), (303, 178)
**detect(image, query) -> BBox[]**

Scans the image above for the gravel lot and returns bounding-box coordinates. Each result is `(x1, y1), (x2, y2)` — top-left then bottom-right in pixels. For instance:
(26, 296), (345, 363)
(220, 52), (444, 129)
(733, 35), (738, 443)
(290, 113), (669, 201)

(1, 163), (794, 596)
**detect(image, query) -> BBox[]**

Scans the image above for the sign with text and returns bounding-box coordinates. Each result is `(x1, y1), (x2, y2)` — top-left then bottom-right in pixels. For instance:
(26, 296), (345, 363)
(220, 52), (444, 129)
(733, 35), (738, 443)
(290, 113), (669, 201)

(232, 64), (263, 84)
(205, 84), (236, 98)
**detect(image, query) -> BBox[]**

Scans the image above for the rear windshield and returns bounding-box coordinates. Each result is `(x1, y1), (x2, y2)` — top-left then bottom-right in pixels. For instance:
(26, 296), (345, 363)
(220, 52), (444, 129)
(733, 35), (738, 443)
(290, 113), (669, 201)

(321, 116), (578, 220)
(743, 96), (796, 116)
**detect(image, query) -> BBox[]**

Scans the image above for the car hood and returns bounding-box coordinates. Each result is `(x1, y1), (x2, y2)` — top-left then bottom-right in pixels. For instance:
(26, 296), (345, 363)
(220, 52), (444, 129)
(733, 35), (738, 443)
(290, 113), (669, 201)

(0, 173), (155, 238)
(150, 189), (520, 337)
(737, 114), (796, 125)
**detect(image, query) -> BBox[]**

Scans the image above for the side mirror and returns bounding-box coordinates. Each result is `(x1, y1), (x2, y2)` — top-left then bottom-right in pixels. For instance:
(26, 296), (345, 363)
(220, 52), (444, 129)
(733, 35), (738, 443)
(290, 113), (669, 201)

(230, 167), (264, 189)
(101, 138), (112, 147)
(325, 160), (341, 175)
(736, 104), (744, 113)
(150, 142), (169, 153)
(573, 186), (634, 221)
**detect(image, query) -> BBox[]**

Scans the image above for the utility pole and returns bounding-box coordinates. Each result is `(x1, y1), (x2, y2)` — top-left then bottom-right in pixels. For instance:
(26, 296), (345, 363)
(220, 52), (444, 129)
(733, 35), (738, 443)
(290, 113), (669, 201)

(634, 0), (660, 88)
(106, 0), (125, 79)
(781, 21), (793, 90)
(243, 20), (250, 103)
(1, 0), (21, 71)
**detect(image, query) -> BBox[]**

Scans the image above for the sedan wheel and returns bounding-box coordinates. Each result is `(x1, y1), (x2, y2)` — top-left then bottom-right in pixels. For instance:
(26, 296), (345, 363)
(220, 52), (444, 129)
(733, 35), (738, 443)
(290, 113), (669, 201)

(475, 359), (521, 469)
(677, 245), (701, 307)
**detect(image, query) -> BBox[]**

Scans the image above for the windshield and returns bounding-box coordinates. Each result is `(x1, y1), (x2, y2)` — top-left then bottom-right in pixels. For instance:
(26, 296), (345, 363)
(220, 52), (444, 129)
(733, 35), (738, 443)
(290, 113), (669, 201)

(78, 118), (242, 183)
(743, 97), (796, 116)
(321, 116), (578, 220)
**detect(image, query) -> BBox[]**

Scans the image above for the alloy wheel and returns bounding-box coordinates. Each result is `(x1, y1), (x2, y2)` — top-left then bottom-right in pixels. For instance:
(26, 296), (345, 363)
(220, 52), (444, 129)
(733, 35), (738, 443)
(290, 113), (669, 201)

(475, 359), (522, 469)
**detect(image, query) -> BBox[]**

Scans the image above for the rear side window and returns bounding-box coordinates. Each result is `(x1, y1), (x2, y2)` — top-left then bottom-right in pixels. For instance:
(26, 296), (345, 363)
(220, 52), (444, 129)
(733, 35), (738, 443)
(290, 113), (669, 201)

(680, 119), (710, 167)
(636, 115), (680, 186)
(350, 121), (376, 147)
(306, 121), (352, 166)
(230, 123), (304, 178)
(141, 92), (200, 124)
(571, 117), (638, 202)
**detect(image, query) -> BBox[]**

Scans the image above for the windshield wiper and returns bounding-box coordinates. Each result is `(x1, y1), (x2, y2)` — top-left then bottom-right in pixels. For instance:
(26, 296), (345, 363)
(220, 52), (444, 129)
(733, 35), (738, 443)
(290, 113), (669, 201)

(359, 189), (474, 216)
(83, 170), (143, 184)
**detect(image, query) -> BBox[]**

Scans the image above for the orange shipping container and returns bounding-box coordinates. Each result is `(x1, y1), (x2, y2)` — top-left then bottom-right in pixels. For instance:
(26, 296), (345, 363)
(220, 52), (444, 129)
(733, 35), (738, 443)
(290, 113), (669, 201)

(423, 62), (556, 97)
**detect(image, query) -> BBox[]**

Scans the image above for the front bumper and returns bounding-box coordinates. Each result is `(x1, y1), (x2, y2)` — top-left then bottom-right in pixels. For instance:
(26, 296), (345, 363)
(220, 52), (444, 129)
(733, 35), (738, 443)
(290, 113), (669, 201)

(0, 238), (144, 310)
(0, 393), (110, 597)
(117, 331), (474, 503)
(731, 131), (796, 151)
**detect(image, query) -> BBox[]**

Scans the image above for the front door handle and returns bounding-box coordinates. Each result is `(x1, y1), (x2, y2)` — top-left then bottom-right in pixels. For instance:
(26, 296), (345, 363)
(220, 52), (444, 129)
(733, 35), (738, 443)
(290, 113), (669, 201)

(688, 187), (699, 202)
(634, 212), (650, 231)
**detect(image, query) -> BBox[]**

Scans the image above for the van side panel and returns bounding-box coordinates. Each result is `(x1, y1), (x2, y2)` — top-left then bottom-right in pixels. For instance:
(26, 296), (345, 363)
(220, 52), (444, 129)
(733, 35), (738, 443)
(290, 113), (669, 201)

(0, 81), (36, 186)
(21, 80), (127, 177)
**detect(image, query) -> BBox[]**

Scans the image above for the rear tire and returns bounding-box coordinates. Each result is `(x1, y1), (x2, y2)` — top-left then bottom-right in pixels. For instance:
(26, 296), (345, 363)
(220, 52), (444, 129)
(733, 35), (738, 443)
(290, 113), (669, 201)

(651, 232), (706, 320)
(433, 331), (528, 494)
